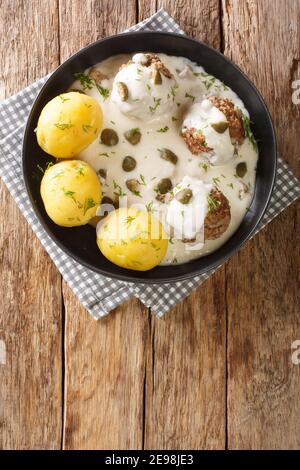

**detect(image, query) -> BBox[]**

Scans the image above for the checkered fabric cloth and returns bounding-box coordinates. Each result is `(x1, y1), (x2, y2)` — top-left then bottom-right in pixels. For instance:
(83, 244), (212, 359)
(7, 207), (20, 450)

(0, 9), (299, 319)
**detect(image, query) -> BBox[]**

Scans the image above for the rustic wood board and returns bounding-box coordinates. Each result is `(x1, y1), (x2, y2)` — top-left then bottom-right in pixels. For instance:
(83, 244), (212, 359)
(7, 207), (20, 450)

(0, 0), (62, 450)
(223, 0), (300, 449)
(0, 0), (299, 450)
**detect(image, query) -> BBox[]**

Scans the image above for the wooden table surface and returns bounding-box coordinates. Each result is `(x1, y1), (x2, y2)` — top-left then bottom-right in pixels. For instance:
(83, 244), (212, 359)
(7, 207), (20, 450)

(0, 0), (299, 450)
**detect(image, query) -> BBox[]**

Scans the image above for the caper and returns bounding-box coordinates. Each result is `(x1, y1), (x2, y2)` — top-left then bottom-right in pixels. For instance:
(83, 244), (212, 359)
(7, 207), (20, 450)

(101, 196), (114, 206)
(126, 179), (140, 194)
(211, 121), (229, 133)
(175, 188), (193, 204)
(157, 178), (172, 195)
(236, 162), (247, 178)
(156, 193), (166, 202)
(98, 168), (107, 179)
(101, 196), (118, 216)
(101, 128), (119, 146)
(122, 156), (137, 172)
(116, 81), (128, 101)
(158, 148), (178, 165)
(112, 197), (120, 209)
(152, 69), (162, 85)
(124, 128), (141, 145)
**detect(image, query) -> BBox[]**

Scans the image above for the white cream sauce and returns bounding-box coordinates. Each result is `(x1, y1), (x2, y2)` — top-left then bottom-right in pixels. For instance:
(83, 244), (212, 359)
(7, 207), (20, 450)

(71, 53), (258, 266)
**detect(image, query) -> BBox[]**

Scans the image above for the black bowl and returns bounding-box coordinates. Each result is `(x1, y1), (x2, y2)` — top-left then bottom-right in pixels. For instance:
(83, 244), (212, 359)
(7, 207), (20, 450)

(23, 32), (277, 283)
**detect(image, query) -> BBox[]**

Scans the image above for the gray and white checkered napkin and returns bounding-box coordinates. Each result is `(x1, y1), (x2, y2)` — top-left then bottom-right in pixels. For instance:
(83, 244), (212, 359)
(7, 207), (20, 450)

(0, 9), (299, 319)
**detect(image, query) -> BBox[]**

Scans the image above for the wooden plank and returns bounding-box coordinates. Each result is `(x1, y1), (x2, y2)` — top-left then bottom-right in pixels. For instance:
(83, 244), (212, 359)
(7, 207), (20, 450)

(62, 293), (148, 449)
(223, 0), (300, 449)
(137, 0), (156, 19)
(59, 0), (149, 450)
(157, 0), (221, 48)
(144, 271), (227, 450)
(58, 0), (138, 59)
(0, 0), (62, 450)
(138, 0), (226, 450)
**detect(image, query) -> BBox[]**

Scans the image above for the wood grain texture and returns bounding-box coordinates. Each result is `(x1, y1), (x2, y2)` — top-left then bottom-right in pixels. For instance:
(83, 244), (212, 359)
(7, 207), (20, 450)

(222, 0), (300, 173)
(138, 0), (221, 48)
(58, 0), (149, 450)
(62, 292), (148, 449)
(157, 0), (221, 49)
(0, 0), (62, 450)
(222, 0), (300, 449)
(144, 270), (226, 449)
(58, 0), (137, 59)
(138, 0), (226, 450)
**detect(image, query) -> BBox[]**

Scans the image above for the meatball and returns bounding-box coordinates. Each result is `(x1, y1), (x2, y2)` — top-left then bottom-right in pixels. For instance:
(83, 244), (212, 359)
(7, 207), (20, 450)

(165, 177), (231, 242)
(111, 53), (177, 120)
(182, 99), (235, 165)
(89, 68), (108, 84)
(204, 189), (231, 240)
(139, 53), (173, 79)
(165, 176), (212, 241)
(181, 127), (212, 155)
(208, 96), (245, 144)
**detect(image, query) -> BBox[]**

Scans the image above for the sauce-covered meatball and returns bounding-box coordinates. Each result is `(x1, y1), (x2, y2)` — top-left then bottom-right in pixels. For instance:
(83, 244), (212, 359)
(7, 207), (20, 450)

(204, 188), (231, 240)
(164, 177), (231, 243)
(181, 98), (235, 165)
(111, 53), (177, 120)
(208, 96), (245, 144)
(165, 176), (212, 241)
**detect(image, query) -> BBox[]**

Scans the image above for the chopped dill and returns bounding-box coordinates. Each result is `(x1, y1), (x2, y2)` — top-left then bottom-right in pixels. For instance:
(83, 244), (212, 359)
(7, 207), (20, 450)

(95, 82), (109, 100)
(76, 165), (85, 176)
(170, 85), (178, 98)
(54, 121), (74, 130)
(139, 175), (147, 186)
(74, 72), (93, 90)
(145, 201), (153, 212)
(74, 72), (109, 99)
(185, 92), (196, 102)
(212, 177), (221, 187)
(199, 162), (209, 172)
(82, 124), (93, 132)
(125, 215), (136, 226)
(149, 97), (161, 113)
(113, 180), (126, 197)
(242, 114), (258, 151)
(59, 95), (70, 103)
(83, 198), (97, 215)
(207, 194), (220, 211)
(157, 126), (169, 133)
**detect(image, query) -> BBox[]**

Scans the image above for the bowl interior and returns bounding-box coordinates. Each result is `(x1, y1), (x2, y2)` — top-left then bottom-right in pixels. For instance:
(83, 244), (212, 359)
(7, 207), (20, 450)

(23, 32), (276, 283)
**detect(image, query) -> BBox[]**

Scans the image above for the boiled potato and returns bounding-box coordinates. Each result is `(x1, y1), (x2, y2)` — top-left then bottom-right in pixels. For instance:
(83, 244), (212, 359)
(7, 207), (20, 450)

(36, 92), (102, 158)
(41, 160), (102, 227)
(97, 208), (168, 271)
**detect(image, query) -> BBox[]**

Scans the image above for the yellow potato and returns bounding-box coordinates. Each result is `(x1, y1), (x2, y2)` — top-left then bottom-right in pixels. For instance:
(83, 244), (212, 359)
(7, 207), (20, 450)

(97, 208), (168, 271)
(36, 92), (102, 158)
(41, 160), (102, 227)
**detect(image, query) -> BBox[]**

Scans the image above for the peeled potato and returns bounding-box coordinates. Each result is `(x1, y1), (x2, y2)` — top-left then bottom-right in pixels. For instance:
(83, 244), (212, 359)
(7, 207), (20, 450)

(36, 92), (102, 158)
(97, 208), (168, 271)
(41, 160), (102, 227)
